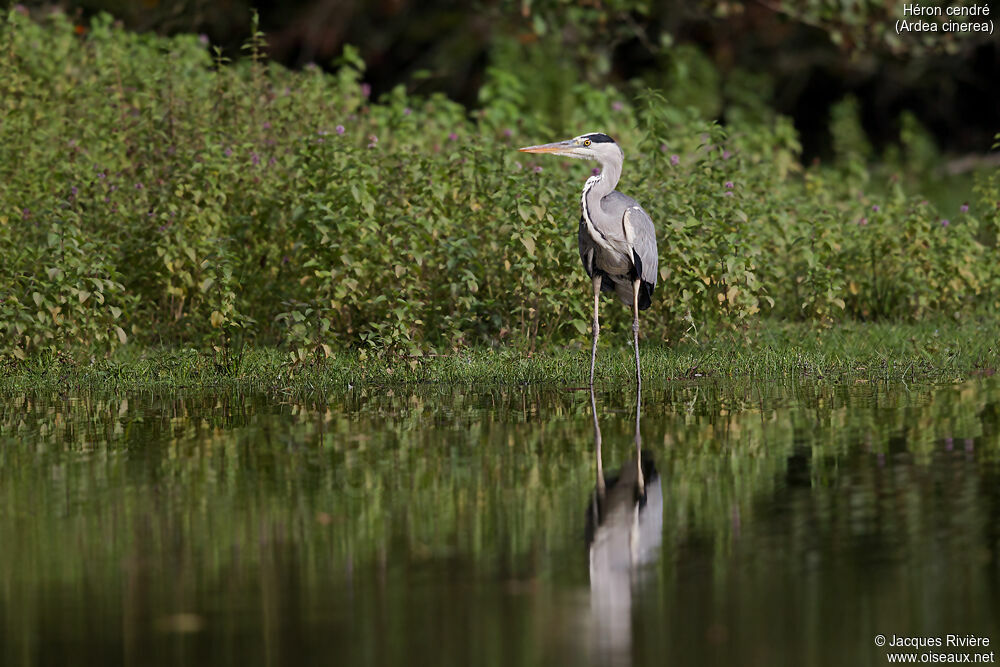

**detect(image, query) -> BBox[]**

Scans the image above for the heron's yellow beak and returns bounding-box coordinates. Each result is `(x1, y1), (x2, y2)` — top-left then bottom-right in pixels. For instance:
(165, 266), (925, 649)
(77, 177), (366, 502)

(518, 140), (573, 154)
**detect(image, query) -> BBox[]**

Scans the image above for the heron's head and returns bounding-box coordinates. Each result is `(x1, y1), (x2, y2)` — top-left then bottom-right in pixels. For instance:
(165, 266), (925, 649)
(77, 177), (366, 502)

(518, 132), (622, 165)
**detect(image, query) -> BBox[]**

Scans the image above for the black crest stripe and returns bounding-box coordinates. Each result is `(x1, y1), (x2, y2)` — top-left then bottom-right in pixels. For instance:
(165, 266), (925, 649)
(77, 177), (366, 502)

(585, 133), (616, 144)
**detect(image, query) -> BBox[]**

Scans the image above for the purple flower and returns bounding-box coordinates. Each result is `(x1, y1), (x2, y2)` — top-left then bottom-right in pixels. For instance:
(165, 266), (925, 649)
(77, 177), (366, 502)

(503, 128), (512, 138)
(448, 132), (458, 141)
(21, 208), (29, 220)
(224, 148), (232, 157)
(670, 154), (679, 166)
(157, 224), (167, 232)
(71, 186), (78, 196)
(98, 172), (106, 179)
(269, 157), (277, 166)
(612, 101), (624, 112)
(724, 191), (734, 197)
(960, 203), (969, 213)
(403, 107), (411, 116)
(531, 165), (543, 174)
(722, 150), (731, 160)
(941, 219), (950, 227)
(198, 34), (209, 45)
(135, 182), (143, 190)
(725, 181), (734, 189)
(251, 152), (260, 165)
(262, 121), (271, 130)
(660, 144), (668, 152)
(109, 184), (117, 192)
(859, 217), (868, 226)
(871, 204), (879, 212)
(335, 125), (345, 135)
(368, 134), (378, 148)
(361, 83), (371, 98)
(317, 129), (329, 136)
(591, 167), (601, 176)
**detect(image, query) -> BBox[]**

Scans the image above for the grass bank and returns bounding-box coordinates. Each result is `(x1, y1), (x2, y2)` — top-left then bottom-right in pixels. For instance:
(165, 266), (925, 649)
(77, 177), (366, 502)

(1, 319), (997, 393)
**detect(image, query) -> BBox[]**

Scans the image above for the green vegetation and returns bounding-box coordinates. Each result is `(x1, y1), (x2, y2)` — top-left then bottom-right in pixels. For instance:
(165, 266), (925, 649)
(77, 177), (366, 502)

(2, 320), (997, 392)
(2, 10), (998, 365)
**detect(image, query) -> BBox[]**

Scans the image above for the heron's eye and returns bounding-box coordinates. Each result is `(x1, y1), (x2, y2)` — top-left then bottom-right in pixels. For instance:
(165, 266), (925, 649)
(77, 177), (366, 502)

(584, 139), (591, 147)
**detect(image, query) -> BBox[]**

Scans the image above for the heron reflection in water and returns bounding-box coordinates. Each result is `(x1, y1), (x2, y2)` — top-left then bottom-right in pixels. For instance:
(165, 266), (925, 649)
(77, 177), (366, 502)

(585, 384), (663, 664)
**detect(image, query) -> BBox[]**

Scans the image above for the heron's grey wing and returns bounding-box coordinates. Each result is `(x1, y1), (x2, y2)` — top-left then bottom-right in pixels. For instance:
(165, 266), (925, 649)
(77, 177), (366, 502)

(622, 206), (658, 289)
(598, 193), (658, 287)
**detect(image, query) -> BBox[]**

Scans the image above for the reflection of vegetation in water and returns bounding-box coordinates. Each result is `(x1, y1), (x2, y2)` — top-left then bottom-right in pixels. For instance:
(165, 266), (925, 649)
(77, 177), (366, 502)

(1, 380), (998, 664)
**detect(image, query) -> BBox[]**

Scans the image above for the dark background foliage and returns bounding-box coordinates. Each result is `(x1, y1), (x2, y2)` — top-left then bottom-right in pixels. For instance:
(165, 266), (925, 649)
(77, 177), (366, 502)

(13, 0), (1000, 160)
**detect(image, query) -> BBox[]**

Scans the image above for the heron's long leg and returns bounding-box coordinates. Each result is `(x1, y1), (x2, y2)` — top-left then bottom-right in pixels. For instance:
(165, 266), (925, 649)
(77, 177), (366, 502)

(589, 274), (602, 386)
(632, 279), (645, 496)
(631, 279), (642, 387)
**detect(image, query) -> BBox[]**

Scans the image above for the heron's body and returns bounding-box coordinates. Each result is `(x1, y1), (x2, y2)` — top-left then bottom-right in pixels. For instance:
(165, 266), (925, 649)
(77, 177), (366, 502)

(578, 176), (658, 310)
(519, 132), (659, 386)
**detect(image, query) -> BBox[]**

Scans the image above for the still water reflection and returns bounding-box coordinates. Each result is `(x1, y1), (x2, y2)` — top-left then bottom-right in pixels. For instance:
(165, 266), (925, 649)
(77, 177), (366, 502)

(1, 379), (998, 666)
(586, 384), (662, 665)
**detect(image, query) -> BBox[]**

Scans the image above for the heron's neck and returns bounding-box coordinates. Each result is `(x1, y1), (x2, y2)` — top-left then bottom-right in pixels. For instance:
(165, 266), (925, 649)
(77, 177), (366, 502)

(590, 157), (621, 199)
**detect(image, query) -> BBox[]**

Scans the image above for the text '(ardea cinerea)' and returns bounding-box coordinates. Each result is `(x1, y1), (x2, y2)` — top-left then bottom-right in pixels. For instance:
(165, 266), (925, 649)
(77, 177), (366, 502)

(519, 133), (659, 387)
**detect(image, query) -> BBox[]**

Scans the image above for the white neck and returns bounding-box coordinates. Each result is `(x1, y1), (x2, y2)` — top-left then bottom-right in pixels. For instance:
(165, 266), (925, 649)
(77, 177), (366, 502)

(589, 153), (622, 200)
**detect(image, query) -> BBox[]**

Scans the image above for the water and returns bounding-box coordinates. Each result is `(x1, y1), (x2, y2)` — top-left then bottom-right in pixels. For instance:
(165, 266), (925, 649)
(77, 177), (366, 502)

(1, 379), (998, 666)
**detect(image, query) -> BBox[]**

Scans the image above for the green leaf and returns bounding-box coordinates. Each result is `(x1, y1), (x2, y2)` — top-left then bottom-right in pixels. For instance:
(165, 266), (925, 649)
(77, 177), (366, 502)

(520, 235), (536, 257)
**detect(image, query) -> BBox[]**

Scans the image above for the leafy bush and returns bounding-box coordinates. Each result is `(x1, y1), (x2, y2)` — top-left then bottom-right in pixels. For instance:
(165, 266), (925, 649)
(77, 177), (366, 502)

(0, 9), (996, 361)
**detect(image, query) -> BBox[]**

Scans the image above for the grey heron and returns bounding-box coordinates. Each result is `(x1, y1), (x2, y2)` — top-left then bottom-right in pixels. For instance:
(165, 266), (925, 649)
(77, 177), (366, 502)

(519, 133), (658, 387)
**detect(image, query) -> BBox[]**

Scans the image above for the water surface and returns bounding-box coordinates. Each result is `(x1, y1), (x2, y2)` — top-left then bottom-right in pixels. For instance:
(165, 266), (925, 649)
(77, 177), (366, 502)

(1, 379), (998, 666)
